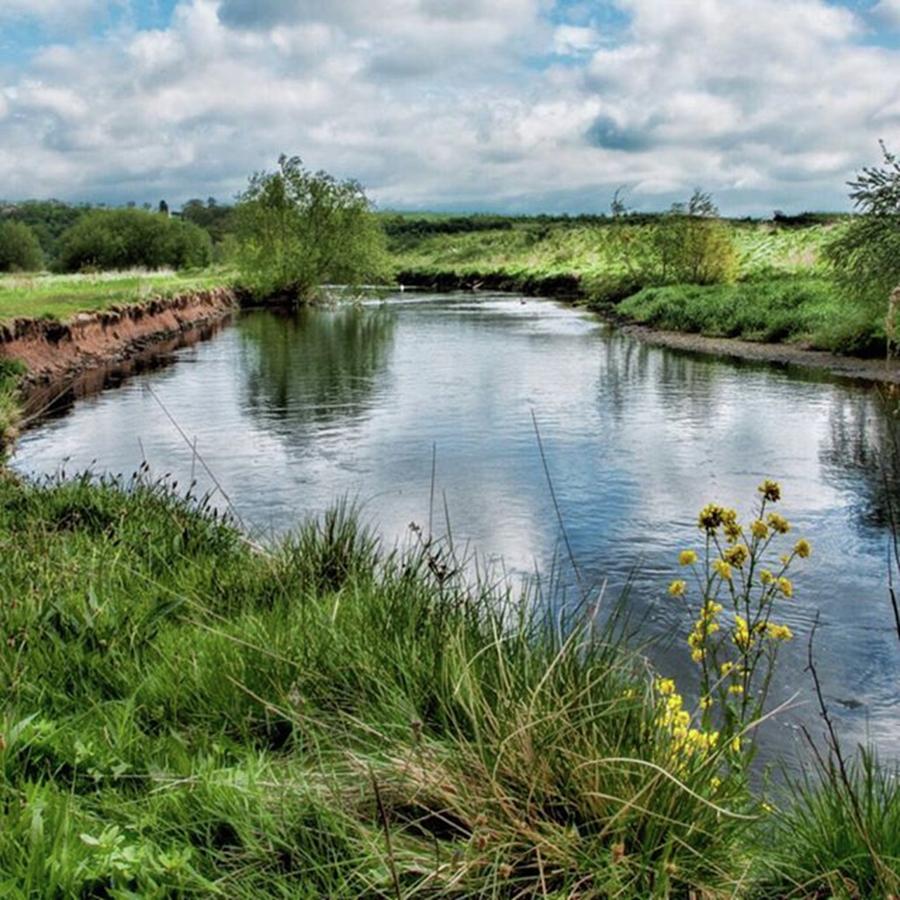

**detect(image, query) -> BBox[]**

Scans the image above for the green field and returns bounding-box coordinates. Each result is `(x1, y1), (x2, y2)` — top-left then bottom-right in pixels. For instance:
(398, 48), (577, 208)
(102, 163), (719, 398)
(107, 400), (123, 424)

(0, 270), (228, 323)
(389, 219), (834, 281)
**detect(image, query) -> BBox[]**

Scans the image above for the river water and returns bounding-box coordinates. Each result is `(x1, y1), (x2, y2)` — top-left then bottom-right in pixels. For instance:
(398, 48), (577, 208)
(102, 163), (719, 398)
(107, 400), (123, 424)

(12, 293), (900, 764)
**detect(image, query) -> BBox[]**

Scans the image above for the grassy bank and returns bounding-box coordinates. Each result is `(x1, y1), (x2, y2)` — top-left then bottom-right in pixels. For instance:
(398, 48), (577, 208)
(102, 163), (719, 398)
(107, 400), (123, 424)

(617, 276), (886, 356)
(390, 217), (889, 357)
(0, 270), (229, 323)
(1, 473), (897, 896)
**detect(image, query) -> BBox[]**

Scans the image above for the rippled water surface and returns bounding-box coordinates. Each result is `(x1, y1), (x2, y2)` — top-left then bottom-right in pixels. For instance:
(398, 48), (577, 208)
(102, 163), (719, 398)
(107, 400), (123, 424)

(13, 293), (900, 762)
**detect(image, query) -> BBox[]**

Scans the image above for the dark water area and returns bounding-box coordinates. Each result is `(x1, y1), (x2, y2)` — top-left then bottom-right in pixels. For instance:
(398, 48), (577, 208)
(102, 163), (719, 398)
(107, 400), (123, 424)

(12, 293), (900, 766)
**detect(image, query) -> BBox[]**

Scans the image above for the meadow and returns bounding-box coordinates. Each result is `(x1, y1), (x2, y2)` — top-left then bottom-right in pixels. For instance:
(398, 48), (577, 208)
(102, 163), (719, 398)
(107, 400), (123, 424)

(0, 270), (227, 323)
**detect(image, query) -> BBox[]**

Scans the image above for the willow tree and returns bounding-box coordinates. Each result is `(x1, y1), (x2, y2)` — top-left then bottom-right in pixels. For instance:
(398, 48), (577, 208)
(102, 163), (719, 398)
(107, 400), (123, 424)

(826, 143), (900, 356)
(235, 155), (387, 301)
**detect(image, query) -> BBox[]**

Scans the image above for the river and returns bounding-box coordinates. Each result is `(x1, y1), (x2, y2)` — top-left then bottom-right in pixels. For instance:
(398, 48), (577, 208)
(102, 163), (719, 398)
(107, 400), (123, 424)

(12, 292), (900, 765)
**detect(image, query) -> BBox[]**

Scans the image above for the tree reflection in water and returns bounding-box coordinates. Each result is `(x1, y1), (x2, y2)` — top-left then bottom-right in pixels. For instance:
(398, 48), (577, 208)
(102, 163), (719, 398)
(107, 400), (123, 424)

(821, 391), (900, 531)
(239, 304), (397, 428)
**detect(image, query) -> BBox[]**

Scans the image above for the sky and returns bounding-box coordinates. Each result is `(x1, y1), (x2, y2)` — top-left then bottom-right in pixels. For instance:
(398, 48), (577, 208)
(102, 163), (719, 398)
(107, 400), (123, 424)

(0, 0), (899, 215)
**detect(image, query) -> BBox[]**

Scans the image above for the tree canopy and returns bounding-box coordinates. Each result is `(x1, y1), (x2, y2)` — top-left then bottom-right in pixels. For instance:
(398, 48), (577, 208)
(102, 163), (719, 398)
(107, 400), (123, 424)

(0, 220), (44, 272)
(235, 155), (387, 300)
(58, 209), (212, 273)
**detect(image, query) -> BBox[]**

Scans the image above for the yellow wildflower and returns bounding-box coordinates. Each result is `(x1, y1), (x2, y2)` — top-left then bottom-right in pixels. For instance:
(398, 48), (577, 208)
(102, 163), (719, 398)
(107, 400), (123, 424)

(750, 519), (769, 540)
(794, 539), (811, 559)
(700, 696), (713, 710)
(728, 684), (744, 695)
(720, 661), (735, 676)
(767, 512), (791, 534)
(668, 580), (687, 598)
(730, 736), (742, 753)
(679, 549), (698, 566)
(759, 569), (774, 585)
(724, 544), (749, 567)
(698, 503), (726, 532)
(656, 678), (676, 696)
(766, 623), (794, 642)
(711, 776), (722, 790)
(691, 648), (705, 663)
(758, 480), (781, 503)
(713, 559), (732, 581)
(733, 616), (752, 651)
(702, 601), (724, 618)
(776, 577), (793, 598)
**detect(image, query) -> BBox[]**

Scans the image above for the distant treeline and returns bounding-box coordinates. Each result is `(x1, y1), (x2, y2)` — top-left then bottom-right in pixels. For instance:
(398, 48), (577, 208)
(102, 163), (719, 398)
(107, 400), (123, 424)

(0, 196), (847, 274)
(380, 210), (846, 238)
(0, 198), (237, 272)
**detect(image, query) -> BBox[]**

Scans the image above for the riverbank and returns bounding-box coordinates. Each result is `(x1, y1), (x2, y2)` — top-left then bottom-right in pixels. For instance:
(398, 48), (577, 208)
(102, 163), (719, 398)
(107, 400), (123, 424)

(1, 472), (896, 896)
(0, 278), (239, 451)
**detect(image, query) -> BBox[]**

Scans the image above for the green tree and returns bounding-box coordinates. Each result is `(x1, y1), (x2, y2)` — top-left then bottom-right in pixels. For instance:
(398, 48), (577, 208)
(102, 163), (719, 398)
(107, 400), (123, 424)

(825, 142), (900, 354)
(58, 209), (212, 272)
(235, 155), (387, 300)
(0, 220), (44, 272)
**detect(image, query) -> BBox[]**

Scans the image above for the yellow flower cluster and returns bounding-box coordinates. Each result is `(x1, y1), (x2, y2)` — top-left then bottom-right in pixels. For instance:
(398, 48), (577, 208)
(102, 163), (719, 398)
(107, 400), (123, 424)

(750, 519), (769, 540)
(668, 579), (687, 597)
(776, 577), (793, 598)
(733, 615), (752, 651)
(713, 559), (732, 581)
(697, 504), (737, 534)
(688, 602), (722, 663)
(766, 622), (794, 642)
(758, 480), (781, 502)
(723, 544), (749, 567)
(794, 539), (811, 559)
(656, 687), (720, 756)
(679, 549), (698, 566)
(767, 512), (791, 534)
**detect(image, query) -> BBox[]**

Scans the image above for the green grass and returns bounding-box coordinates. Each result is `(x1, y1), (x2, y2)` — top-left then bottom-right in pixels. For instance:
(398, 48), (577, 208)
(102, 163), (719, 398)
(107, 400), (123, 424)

(617, 276), (886, 356)
(0, 269), (230, 323)
(0, 473), (768, 897)
(759, 751), (900, 897)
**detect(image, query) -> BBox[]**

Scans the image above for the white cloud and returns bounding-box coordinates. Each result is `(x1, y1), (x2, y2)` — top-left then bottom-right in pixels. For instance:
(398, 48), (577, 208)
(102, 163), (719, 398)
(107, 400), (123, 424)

(553, 24), (600, 56)
(873, 0), (900, 27)
(0, 0), (107, 25)
(0, 0), (897, 214)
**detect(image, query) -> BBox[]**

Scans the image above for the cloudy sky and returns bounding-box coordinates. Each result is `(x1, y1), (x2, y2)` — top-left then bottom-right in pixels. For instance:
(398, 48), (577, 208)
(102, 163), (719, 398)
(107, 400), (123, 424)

(1, 0), (899, 214)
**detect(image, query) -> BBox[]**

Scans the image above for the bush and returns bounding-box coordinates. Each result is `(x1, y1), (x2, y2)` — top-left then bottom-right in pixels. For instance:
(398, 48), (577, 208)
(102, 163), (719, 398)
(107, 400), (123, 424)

(0, 221), (44, 272)
(612, 190), (739, 288)
(57, 209), (212, 273)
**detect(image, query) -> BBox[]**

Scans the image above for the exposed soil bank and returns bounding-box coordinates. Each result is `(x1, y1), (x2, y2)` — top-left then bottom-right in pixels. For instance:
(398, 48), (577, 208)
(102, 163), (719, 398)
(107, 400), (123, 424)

(397, 269), (900, 386)
(0, 287), (239, 389)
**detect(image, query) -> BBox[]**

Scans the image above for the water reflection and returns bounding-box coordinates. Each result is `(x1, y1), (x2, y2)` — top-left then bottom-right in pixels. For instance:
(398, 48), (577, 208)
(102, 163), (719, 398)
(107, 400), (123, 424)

(821, 392), (900, 530)
(239, 305), (396, 428)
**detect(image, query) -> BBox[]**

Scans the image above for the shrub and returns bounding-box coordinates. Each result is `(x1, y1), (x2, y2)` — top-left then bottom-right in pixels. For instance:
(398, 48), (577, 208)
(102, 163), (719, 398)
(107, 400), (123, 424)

(0, 220), (44, 272)
(57, 209), (212, 273)
(612, 190), (739, 288)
